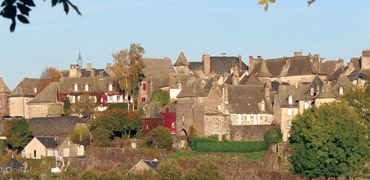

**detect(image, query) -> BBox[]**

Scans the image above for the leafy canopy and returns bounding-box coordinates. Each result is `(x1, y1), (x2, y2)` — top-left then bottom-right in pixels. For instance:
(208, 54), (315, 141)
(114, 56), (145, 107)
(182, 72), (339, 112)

(157, 159), (183, 180)
(289, 102), (370, 178)
(150, 89), (170, 108)
(147, 126), (173, 149)
(4, 118), (33, 149)
(184, 162), (226, 180)
(69, 124), (90, 146)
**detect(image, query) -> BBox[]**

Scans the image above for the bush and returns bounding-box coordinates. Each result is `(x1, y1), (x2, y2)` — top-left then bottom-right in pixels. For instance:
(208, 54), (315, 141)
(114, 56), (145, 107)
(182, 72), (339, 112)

(190, 135), (218, 151)
(92, 127), (111, 147)
(264, 127), (282, 145)
(195, 141), (269, 153)
(0, 141), (5, 156)
(81, 169), (99, 180)
(157, 159), (183, 180)
(151, 89), (170, 107)
(69, 125), (90, 146)
(184, 162), (225, 180)
(99, 170), (125, 180)
(147, 126), (173, 149)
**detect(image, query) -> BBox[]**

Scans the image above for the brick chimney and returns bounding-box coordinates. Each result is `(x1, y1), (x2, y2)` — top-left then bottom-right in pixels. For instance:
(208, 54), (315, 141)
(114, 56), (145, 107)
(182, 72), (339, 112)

(265, 85), (270, 101)
(238, 54), (242, 72)
(249, 56), (254, 73)
(203, 54), (211, 76)
(232, 65), (239, 86)
(294, 52), (302, 57)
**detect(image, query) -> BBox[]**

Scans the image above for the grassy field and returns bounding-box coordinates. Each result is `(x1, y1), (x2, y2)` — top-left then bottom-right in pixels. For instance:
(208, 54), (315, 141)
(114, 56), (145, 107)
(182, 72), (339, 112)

(167, 151), (266, 161)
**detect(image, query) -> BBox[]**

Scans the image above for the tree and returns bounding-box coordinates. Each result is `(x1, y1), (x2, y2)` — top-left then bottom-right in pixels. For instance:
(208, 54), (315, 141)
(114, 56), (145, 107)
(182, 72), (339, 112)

(112, 43), (145, 97)
(157, 159), (183, 180)
(188, 124), (198, 143)
(91, 127), (111, 147)
(63, 97), (72, 115)
(289, 102), (370, 179)
(73, 94), (95, 118)
(264, 127), (282, 145)
(38, 67), (61, 93)
(81, 169), (98, 180)
(184, 162), (225, 180)
(4, 118), (32, 150)
(148, 126), (172, 149)
(150, 89), (170, 108)
(127, 169), (161, 180)
(69, 124), (90, 146)
(259, 0), (316, 11)
(1, 0), (81, 32)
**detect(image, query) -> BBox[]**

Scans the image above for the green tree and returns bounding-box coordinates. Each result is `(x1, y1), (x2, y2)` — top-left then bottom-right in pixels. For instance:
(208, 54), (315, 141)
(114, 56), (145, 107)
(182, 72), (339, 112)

(184, 162), (225, 180)
(0, 140), (5, 156)
(63, 97), (72, 115)
(69, 125), (90, 146)
(264, 127), (282, 145)
(81, 169), (99, 180)
(1, 0), (81, 32)
(148, 126), (172, 149)
(157, 159), (183, 180)
(259, 0), (316, 11)
(92, 127), (111, 147)
(4, 118), (32, 150)
(98, 170), (125, 180)
(127, 169), (161, 180)
(112, 43), (145, 97)
(150, 89), (170, 108)
(73, 94), (96, 118)
(289, 102), (370, 179)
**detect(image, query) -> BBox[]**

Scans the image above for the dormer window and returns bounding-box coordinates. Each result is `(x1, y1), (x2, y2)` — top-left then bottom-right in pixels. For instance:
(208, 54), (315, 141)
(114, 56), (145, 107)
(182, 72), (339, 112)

(288, 95), (293, 105)
(339, 87), (343, 95)
(109, 83), (113, 91)
(304, 102), (309, 109)
(177, 82), (182, 89)
(260, 100), (265, 111)
(85, 84), (89, 91)
(33, 87), (37, 93)
(310, 88), (314, 96)
(74, 84), (78, 92)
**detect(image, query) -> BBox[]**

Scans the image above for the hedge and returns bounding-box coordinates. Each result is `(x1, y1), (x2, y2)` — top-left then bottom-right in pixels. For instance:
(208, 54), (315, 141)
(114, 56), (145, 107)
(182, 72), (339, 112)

(195, 141), (269, 153)
(190, 135), (218, 151)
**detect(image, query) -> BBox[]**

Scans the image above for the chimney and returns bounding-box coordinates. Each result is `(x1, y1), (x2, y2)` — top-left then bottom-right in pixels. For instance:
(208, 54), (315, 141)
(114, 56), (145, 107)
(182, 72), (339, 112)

(257, 56), (262, 60)
(238, 54), (242, 72)
(86, 63), (92, 71)
(265, 85), (270, 101)
(294, 52), (302, 57)
(314, 54), (320, 62)
(295, 82), (299, 89)
(99, 71), (103, 77)
(90, 69), (95, 77)
(222, 85), (228, 104)
(249, 56), (254, 73)
(232, 65), (239, 85)
(69, 64), (77, 77)
(320, 58), (326, 63)
(203, 54), (211, 76)
(106, 63), (111, 69)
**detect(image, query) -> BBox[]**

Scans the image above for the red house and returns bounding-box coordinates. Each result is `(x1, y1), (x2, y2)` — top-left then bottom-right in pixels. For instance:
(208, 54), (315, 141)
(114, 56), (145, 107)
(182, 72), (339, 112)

(141, 107), (176, 137)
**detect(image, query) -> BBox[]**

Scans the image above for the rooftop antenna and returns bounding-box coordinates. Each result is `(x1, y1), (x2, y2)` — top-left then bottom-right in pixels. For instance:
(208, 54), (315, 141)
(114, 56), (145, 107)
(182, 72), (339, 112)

(77, 49), (82, 68)
(220, 53), (226, 56)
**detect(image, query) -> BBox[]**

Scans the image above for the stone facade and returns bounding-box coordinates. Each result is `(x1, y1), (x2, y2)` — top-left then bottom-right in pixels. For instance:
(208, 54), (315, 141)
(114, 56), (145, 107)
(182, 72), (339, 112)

(230, 125), (276, 141)
(176, 97), (206, 136)
(0, 77), (10, 116)
(9, 97), (33, 118)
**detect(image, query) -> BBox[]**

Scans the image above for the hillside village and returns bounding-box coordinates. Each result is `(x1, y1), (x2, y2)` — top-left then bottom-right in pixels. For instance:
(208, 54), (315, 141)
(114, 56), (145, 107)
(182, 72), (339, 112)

(0, 49), (369, 179)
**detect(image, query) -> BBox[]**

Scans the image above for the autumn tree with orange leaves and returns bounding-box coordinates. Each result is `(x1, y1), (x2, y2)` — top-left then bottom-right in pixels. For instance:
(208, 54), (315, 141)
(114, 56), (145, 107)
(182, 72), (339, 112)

(38, 67), (61, 93)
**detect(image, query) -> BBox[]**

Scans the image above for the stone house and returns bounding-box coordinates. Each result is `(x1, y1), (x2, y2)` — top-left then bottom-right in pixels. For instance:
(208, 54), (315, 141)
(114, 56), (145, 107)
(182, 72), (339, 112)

(347, 71), (368, 88)
(60, 63), (113, 78)
(0, 158), (28, 173)
(130, 159), (160, 172)
(138, 58), (176, 107)
(9, 78), (47, 118)
(0, 77), (10, 116)
(23, 116), (86, 159)
(27, 82), (62, 119)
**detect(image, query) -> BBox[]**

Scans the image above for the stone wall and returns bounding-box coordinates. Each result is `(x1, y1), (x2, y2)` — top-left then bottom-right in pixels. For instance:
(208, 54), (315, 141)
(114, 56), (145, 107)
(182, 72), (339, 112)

(176, 97), (205, 136)
(230, 125), (276, 141)
(27, 104), (48, 119)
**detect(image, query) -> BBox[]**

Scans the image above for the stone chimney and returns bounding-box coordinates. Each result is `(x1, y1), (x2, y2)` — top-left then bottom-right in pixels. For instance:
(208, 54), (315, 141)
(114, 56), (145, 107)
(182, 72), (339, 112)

(249, 56), (254, 73)
(320, 58), (326, 63)
(106, 63), (111, 69)
(361, 49), (370, 69)
(238, 54), (242, 72)
(203, 54), (211, 76)
(90, 69), (95, 77)
(265, 85), (270, 101)
(69, 64), (77, 77)
(99, 71), (103, 77)
(232, 65), (239, 85)
(86, 63), (92, 71)
(294, 52), (302, 57)
(257, 56), (262, 60)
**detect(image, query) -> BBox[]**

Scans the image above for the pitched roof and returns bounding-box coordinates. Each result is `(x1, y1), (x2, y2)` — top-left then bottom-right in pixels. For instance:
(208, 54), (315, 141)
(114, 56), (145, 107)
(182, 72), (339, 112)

(188, 62), (203, 72)
(142, 58), (176, 90)
(0, 77), (11, 93)
(210, 56), (248, 74)
(58, 77), (121, 93)
(301, 75), (324, 97)
(316, 84), (336, 99)
(240, 75), (264, 86)
(29, 116), (84, 136)
(332, 74), (353, 96)
(9, 78), (47, 97)
(142, 160), (160, 170)
(177, 78), (207, 98)
(328, 68), (344, 81)
(250, 60), (272, 77)
(169, 74), (188, 89)
(347, 71), (368, 81)
(277, 85), (302, 107)
(174, 52), (190, 66)
(36, 137), (58, 148)
(227, 85), (272, 114)
(320, 60), (341, 75)
(2, 158), (25, 169)
(28, 82), (59, 104)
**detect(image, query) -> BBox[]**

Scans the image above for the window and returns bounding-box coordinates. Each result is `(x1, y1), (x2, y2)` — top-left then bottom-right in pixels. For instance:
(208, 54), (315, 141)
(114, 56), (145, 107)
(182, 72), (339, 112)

(304, 102), (309, 109)
(85, 84), (89, 91)
(288, 95), (293, 105)
(253, 115), (258, 125)
(67, 95), (75, 103)
(339, 87), (343, 95)
(266, 115), (271, 121)
(287, 121), (292, 129)
(74, 84), (78, 91)
(287, 109), (293, 116)
(172, 122), (175, 128)
(142, 98), (145, 102)
(34, 150), (36, 158)
(237, 114), (242, 125)
(33, 87), (37, 93)
(143, 83), (147, 91)
(246, 114), (251, 122)
(109, 84), (113, 91)
(11, 99), (15, 104)
(261, 103), (265, 111)
(218, 105), (221, 110)
(177, 82), (182, 89)
(310, 88), (314, 96)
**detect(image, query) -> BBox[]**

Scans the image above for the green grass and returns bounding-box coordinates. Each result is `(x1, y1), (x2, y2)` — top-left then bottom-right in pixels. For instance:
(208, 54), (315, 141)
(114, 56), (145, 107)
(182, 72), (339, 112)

(167, 151), (266, 162)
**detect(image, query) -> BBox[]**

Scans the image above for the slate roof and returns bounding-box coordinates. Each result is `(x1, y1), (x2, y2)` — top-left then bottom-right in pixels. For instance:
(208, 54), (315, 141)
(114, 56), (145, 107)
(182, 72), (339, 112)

(316, 84), (336, 99)
(188, 62), (203, 72)
(277, 85), (304, 107)
(328, 68), (344, 81)
(240, 75), (264, 86)
(2, 158), (26, 169)
(142, 160), (160, 170)
(177, 78), (207, 98)
(0, 77), (10, 93)
(28, 82), (59, 104)
(36, 137), (58, 148)
(320, 60), (341, 75)
(332, 74), (353, 97)
(252, 56), (318, 77)
(60, 69), (111, 78)
(227, 85), (273, 114)
(250, 60), (272, 77)
(210, 56), (248, 74)
(169, 74), (188, 89)
(347, 71), (368, 81)
(142, 58), (176, 90)
(59, 77), (121, 93)
(301, 75), (324, 97)
(9, 78), (47, 97)
(29, 116), (83, 136)
(174, 52), (190, 66)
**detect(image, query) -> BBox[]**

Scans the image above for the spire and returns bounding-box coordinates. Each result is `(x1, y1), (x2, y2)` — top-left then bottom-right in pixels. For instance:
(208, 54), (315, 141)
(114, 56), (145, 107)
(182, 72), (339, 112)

(77, 50), (82, 68)
(174, 51), (189, 66)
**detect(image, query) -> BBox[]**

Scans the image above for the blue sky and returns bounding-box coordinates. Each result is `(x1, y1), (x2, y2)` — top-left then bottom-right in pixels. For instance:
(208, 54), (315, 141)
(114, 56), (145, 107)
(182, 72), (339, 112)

(1, 0), (370, 89)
